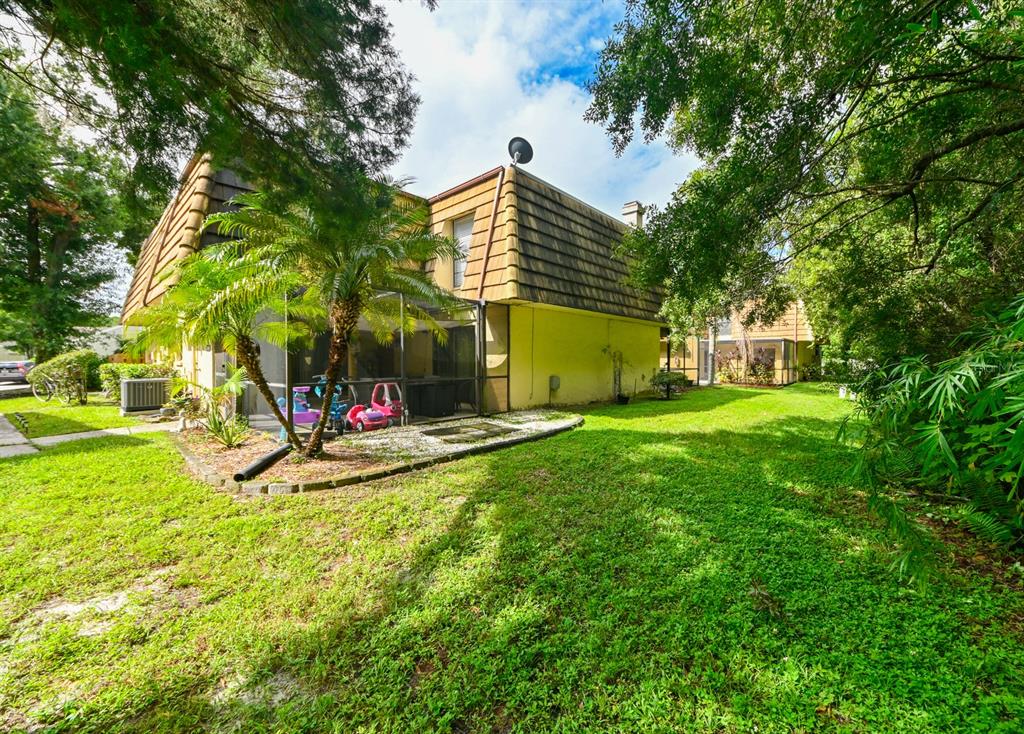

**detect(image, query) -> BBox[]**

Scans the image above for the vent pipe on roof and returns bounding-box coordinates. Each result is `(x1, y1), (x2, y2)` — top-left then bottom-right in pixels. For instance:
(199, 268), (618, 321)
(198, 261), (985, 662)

(622, 201), (645, 228)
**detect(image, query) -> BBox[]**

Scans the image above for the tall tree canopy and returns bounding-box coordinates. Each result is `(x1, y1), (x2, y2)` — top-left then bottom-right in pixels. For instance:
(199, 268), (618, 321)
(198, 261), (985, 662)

(0, 69), (133, 361)
(0, 0), (425, 258)
(588, 0), (1024, 361)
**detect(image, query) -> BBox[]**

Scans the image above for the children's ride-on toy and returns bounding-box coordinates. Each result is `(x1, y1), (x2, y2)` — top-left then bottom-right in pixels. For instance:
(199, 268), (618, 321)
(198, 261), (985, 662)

(313, 377), (356, 433)
(370, 382), (404, 427)
(346, 401), (388, 432)
(276, 387), (320, 442)
(312, 376), (392, 432)
(347, 406), (388, 432)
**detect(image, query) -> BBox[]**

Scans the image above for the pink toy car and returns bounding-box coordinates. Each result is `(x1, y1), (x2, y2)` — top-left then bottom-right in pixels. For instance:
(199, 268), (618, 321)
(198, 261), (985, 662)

(344, 386), (388, 432)
(346, 402), (388, 432)
(370, 382), (404, 427)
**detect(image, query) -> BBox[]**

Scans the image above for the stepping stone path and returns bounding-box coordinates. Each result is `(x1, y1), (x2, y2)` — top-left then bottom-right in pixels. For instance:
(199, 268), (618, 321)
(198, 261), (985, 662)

(0, 416), (177, 458)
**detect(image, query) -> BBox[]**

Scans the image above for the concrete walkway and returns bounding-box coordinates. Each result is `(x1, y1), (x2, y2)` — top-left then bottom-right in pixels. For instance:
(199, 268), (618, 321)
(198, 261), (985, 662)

(0, 418), (177, 457)
(30, 422), (177, 447)
(0, 414), (38, 458)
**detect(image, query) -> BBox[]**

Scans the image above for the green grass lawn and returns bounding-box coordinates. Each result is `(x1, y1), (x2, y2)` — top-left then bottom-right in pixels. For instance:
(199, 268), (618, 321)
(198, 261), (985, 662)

(1, 384), (1021, 733)
(0, 393), (138, 438)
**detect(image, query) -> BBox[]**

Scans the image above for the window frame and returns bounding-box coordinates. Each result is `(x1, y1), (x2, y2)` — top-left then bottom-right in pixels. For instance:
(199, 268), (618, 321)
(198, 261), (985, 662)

(452, 215), (474, 289)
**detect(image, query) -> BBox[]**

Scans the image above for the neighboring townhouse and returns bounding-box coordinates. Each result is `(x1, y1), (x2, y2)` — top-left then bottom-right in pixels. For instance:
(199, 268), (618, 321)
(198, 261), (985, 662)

(663, 301), (818, 385)
(122, 157), (666, 422)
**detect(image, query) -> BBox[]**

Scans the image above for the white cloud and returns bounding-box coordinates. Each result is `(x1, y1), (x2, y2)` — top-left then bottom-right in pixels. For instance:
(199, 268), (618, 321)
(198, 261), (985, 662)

(385, 0), (696, 219)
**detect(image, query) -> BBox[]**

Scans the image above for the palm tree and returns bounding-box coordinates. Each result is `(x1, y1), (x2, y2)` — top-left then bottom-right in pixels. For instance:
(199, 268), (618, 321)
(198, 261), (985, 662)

(127, 250), (312, 449)
(204, 180), (461, 457)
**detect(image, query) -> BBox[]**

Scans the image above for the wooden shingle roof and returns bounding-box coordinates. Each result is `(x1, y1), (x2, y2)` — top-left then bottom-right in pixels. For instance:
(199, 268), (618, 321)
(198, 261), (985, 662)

(512, 170), (662, 322)
(120, 155), (253, 322)
(426, 166), (663, 323)
(124, 160), (663, 325)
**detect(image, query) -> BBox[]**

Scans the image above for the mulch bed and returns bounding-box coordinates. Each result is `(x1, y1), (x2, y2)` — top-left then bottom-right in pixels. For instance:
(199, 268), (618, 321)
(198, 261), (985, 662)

(180, 430), (384, 483)
(177, 411), (584, 492)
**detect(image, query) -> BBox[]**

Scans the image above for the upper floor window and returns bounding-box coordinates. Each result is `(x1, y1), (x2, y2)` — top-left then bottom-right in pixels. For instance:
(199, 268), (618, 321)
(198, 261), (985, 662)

(453, 215), (473, 289)
(716, 315), (732, 338)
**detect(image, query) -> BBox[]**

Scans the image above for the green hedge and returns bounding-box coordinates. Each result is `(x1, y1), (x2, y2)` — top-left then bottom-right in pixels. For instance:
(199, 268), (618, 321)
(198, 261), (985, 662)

(650, 371), (692, 396)
(26, 350), (102, 404)
(99, 362), (177, 401)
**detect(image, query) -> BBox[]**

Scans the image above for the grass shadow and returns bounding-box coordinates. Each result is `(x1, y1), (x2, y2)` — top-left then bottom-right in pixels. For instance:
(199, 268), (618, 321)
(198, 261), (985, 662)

(6, 390), (1023, 732)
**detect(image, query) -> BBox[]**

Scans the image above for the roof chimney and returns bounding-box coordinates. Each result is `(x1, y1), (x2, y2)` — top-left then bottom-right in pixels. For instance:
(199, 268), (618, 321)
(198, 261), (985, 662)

(622, 201), (644, 228)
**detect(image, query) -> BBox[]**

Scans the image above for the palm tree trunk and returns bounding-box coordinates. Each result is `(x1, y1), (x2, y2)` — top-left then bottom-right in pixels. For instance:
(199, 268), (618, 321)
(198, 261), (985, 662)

(235, 335), (304, 449)
(304, 298), (360, 457)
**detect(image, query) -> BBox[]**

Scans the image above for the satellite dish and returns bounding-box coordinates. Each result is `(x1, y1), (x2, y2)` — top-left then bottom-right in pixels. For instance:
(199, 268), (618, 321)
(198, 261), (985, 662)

(508, 137), (533, 166)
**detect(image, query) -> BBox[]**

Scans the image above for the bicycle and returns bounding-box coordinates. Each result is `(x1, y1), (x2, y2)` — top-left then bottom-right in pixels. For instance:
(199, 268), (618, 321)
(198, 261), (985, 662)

(31, 375), (79, 405)
(31, 375), (56, 402)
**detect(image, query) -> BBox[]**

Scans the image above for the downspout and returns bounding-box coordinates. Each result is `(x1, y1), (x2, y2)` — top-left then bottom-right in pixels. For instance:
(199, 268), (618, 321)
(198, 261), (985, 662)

(708, 324), (717, 385)
(476, 166), (507, 302)
(399, 294), (407, 426)
(794, 304), (799, 383)
(664, 331), (671, 400)
(475, 301), (483, 416)
(285, 293), (293, 435)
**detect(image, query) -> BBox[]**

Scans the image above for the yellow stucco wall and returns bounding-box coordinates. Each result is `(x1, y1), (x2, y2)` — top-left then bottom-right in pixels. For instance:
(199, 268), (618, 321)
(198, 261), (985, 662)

(176, 342), (226, 392)
(507, 303), (661, 408)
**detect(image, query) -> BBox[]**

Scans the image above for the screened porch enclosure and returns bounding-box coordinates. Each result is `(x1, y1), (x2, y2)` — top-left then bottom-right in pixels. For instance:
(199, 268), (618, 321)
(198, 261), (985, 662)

(241, 299), (510, 433)
(696, 337), (799, 386)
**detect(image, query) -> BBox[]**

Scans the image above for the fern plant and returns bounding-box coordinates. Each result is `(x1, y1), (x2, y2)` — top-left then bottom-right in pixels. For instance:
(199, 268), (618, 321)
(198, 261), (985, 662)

(846, 293), (1024, 579)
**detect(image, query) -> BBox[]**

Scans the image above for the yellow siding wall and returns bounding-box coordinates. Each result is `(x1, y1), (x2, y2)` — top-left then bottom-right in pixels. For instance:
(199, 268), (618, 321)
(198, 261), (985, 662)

(664, 334), (701, 382)
(797, 341), (816, 371)
(508, 304), (661, 408)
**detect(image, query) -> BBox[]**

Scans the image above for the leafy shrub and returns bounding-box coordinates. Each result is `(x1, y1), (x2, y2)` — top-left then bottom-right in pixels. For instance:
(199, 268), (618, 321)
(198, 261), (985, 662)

(821, 347), (874, 385)
(846, 294), (1024, 577)
(26, 350), (101, 405)
(748, 349), (775, 385)
(100, 362), (177, 401)
(650, 370), (691, 396)
(716, 347), (776, 385)
(205, 412), (250, 448)
(167, 393), (203, 421)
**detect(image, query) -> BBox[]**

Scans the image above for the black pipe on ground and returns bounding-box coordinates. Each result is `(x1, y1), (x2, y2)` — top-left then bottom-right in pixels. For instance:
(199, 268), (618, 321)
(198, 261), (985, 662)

(234, 444), (293, 482)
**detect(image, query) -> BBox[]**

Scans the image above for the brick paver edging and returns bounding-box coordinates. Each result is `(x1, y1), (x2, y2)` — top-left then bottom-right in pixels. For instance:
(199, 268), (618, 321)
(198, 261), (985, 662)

(169, 416), (584, 495)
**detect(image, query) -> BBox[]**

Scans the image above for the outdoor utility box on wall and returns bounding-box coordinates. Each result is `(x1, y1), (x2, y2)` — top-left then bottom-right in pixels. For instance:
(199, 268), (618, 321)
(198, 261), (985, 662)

(549, 375), (560, 392)
(121, 378), (170, 414)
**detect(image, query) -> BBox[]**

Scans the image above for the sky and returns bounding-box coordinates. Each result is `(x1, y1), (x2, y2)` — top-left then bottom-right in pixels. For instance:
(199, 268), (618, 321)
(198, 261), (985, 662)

(95, 0), (696, 313)
(384, 0), (696, 218)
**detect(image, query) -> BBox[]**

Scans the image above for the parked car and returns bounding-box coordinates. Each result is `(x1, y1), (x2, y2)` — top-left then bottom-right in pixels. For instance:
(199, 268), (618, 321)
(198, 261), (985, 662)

(0, 360), (33, 382)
